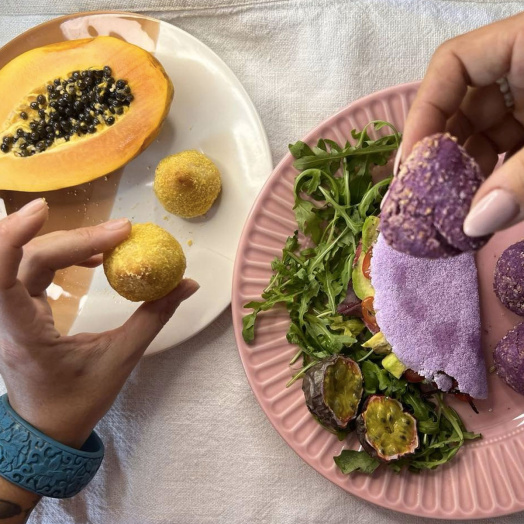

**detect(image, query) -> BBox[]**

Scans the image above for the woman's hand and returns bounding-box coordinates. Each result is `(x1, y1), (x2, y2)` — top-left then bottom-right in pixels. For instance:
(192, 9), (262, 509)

(0, 198), (197, 522)
(401, 12), (524, 237)
(0, 198), (199, 449)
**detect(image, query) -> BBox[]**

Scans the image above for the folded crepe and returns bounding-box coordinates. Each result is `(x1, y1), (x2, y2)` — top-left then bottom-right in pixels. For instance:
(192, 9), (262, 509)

(370, 233), (487, 399)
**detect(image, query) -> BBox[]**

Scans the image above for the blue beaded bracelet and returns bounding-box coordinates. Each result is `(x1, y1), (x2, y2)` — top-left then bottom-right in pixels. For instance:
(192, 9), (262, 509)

(0, 394), (104, 498)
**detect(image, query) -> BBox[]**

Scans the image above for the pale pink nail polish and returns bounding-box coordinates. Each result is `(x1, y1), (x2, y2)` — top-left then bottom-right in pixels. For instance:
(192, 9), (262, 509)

(463, 189), (519, 237)
(19, 198), (47, 216)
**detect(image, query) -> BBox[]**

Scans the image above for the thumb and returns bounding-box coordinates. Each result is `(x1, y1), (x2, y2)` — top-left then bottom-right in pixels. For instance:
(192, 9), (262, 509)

(111, 278), (200, 364)
(463, 150), (524, 237)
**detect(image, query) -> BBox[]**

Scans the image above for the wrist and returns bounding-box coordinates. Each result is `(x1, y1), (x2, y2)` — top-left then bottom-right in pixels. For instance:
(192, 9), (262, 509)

(0, 395), (104, 499)
(6, 395), (93, 450)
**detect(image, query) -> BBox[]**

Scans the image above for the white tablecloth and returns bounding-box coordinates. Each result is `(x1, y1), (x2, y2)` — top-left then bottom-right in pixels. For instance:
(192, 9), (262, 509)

(1, 1), (523, 523)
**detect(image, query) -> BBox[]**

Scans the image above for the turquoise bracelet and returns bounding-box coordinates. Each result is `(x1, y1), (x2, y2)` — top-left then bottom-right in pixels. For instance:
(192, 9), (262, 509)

(0, 394), (104, 498)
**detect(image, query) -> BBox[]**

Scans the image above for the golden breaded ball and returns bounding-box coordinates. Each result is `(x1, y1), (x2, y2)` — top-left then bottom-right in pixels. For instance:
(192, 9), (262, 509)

(103, 223), (186, 302)
(154, 150), (222, 218)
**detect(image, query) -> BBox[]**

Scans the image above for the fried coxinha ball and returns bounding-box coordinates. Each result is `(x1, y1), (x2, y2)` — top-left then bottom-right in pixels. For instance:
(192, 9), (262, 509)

(103, 223), (186, 302)
(154, 150), (222, 218)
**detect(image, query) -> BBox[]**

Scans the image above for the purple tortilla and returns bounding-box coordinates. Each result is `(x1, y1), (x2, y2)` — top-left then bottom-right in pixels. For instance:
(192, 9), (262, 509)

(371, 234), (487, 399)
(381, 133), (489, 258)
(494, 323), (524, 395)
(494, 240), (524, 316)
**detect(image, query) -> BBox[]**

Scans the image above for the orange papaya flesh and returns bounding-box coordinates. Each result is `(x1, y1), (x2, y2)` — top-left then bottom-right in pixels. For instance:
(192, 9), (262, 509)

(0, 36), (173, 191)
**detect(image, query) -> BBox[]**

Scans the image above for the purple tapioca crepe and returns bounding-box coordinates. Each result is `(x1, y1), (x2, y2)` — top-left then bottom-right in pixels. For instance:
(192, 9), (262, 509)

(371, 234), (487, 399)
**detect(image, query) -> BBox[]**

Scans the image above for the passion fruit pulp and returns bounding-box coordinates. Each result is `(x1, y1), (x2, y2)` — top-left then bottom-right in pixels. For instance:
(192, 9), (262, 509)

(302, 356), (363, 431)
(356, 395), (418, 462)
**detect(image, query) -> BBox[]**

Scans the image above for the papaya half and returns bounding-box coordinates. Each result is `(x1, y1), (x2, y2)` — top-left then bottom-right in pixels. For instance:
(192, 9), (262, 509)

(0, 36), (173, 191)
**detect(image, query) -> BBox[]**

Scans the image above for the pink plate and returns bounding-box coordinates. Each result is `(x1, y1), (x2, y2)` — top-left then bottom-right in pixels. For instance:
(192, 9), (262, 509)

(232, 82), (524, 519)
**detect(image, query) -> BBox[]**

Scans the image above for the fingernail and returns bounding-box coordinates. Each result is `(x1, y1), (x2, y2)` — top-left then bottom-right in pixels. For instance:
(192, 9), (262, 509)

(103, 218), (129, 230)
(393, 144), (402, 176)
(180, 279), (200, 300)
(19, 198), (47, 217)
(463, 189), (519, 237)
(160, 280), (199, 324)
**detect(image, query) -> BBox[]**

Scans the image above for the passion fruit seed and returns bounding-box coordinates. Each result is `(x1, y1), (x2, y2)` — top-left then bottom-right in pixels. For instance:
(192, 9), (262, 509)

(358, 396), (418, 462)
(0, 66), (133, 157)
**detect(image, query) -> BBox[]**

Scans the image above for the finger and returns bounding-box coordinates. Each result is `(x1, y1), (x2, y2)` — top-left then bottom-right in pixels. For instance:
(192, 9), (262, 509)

(402, 12), (524, 159)
(462, 115), (524, 174)
(0, 199), (48, 290)
(463, 147), (524, 237)
(76, 254), (103, 268)
(478, 113), (524, 155)
(110, 279), (200, 367)
(19, 218), (131, 296)
(462, 134), (500, 178)
(446, 84), (510, 144)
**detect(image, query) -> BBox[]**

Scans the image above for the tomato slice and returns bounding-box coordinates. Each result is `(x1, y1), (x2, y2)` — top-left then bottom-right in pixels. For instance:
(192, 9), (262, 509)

(362, 247), (373, 279)
(452, 392), (479, 413)
(362, 296), (379, 333)
(403, 369), (425, 383)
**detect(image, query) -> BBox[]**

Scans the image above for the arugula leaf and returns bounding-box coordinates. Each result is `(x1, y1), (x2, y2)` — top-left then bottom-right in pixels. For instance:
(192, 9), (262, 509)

(289, 140), (314, 159)
(349, 174), (372, 205)
(294, 200), (323, 245)
(292, 121), (400, 171)
(403, 390), (433, 421)
(358, 177), (391, 218)
(361, 360), (379, 395)
(242, 311), (257, 343)
(334, 450), (381, 474)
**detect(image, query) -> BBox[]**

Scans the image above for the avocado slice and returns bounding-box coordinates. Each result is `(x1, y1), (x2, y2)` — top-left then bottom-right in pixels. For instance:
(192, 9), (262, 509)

(352, 250), (374, 300)
(362, 332), (391, 355)
(362, 216), (380, 253)
(382, 353), (407, 379)
(352, 216), (379, 300)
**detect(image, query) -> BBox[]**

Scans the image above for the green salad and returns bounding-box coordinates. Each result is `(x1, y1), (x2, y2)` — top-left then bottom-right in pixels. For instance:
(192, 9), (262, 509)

(242, 121), (481, 474)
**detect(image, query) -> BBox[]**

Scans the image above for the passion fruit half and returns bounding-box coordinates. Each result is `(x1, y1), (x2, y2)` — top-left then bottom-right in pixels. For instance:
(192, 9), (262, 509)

(356, 395), (418, 462)
(302, 355), (363, 432)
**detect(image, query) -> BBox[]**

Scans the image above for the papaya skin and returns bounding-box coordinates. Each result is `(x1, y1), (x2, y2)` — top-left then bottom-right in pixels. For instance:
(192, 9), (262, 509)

(0, 36), (174, 192)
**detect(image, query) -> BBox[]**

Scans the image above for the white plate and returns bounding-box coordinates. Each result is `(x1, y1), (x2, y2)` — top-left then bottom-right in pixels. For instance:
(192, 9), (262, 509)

(0, 12), (272, 355)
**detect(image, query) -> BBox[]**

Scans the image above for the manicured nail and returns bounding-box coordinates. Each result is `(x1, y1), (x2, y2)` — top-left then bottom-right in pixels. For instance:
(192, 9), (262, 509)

(19, 198), (47, 216)
(160, 280), (200, 324)
(179, 279), (200, 300)
(393, 144), (402, 176)
(463, 189), (519, 237)
(103, 218), (130, 230)
(185, 280), (200, 297)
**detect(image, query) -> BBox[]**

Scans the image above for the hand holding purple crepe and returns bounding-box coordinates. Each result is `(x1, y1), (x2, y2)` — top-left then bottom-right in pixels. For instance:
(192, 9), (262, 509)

(371, 234), (487, 399)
